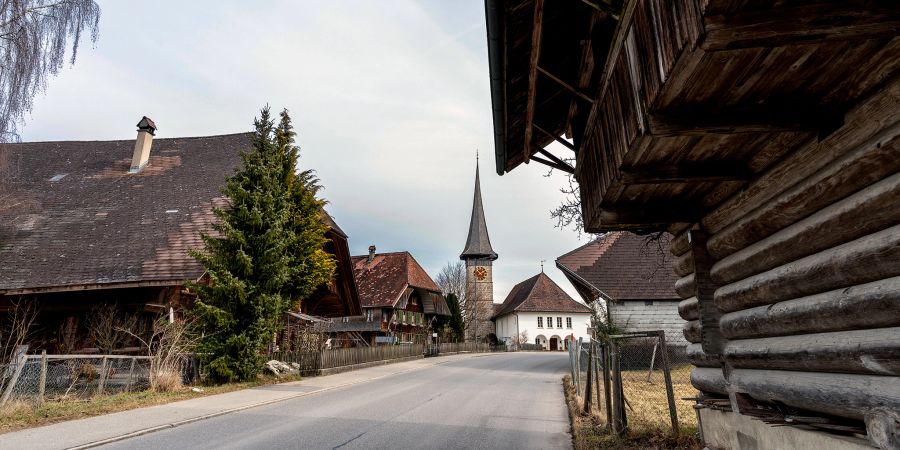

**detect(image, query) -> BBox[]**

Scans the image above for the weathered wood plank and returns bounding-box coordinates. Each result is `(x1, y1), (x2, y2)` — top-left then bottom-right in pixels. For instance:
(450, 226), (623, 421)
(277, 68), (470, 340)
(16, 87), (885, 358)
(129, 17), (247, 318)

(678, 296), (699, 321)
(703, 78), (900, 236)
(619, 163), (751, 185)
(715, 224), (900, 313)
(670, 229), (692, 257)
(728, 369), (900, 420)
(702, 4), (900, 51)
(687, 343), (721, 368)
(724, 327), (900, 375)
(721, 276), (900, 340)
(691, 367), (728, 395)
(674, 273), (695, 299)
(711, 171), (900, 284)
(683, 319), (701, 343)
(673, 251), (694, 277)
(522, 0), (545, 164)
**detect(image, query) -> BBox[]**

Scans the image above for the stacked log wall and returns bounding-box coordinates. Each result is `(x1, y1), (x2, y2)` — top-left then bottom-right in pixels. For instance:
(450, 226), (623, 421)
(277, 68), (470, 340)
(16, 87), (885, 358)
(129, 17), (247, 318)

(673, 77), (900, 421)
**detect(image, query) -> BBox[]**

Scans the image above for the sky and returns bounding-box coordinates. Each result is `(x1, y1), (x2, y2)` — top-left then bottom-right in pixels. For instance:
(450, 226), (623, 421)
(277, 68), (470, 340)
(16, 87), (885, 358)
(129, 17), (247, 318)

(22, 1), (589, 303)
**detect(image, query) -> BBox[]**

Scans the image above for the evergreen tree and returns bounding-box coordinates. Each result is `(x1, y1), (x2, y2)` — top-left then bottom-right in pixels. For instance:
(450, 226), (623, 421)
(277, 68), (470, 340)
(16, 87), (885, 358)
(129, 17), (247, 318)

(191, 107), (334, 382)
(445, 293), (465, 341)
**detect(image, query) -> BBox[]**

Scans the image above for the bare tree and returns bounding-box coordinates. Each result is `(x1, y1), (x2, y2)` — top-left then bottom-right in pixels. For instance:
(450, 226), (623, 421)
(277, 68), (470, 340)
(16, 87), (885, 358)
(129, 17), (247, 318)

(87, 303), (142, 354)
(0, 299), (38, 365)
(435, 260), (467, 314)
(0, 0), (100, 142)
(548, 162), (587, 237)
(119, 316), (199, 392)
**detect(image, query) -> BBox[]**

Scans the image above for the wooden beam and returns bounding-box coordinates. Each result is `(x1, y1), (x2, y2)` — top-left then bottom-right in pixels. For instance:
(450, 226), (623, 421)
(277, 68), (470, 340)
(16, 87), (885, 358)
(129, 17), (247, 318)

(597, 203), (701, 229)
(536, 66), (596, 104)
(647, 108), (843, 137)
(533, 123), (577, 152)
(619, 163), (752, 184)
(536, 148), (575, 173)
(523, 0), (545, 165)
(703, 3), (900, 51)
(530, 155), (574, 174)
(565, 9), (602, 140)
(579, 0), (620, 19)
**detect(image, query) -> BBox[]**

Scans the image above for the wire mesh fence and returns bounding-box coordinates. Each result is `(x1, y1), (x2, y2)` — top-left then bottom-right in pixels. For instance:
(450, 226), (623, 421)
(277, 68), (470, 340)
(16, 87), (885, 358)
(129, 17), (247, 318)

(1, 354), (152, 406)
(569, 331), (698, 437)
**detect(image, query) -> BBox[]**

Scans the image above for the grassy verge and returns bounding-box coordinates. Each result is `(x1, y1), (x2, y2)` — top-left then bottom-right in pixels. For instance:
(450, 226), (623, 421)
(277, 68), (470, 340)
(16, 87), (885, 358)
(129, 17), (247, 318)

(0, 374), (302, 435)
(562, 375), (701, 450)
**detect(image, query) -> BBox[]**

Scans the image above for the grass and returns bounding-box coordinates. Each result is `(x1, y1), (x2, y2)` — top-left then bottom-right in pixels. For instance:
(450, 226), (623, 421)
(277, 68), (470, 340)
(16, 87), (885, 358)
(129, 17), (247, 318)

(564, 373), (701, 449)
(0, 374), (302, 435)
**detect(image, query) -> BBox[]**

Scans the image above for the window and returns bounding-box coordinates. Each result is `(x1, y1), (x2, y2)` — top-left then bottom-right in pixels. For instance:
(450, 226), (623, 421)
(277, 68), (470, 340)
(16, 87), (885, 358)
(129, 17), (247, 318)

(535, 337), (540, 345)
(557, 317), (562, 328)
(645, 300), (654, 306)
(366, 310), (373, 322)
(547, 316), (553, 328)
(566, 317), (572, 329)
(537, 317), (543, 328)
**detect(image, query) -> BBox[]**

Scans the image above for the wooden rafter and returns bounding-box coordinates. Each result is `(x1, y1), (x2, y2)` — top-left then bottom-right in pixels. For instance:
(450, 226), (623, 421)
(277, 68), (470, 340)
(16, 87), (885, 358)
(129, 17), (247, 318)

(533, 123), (577, 152)
(536, 148), (574, 173)
(537, 66), (596, 104)
(565, 7), (603, 138)
(619, 163), (752, 184)
(523, 0), (545, 165)
(530, 155), (574, 174)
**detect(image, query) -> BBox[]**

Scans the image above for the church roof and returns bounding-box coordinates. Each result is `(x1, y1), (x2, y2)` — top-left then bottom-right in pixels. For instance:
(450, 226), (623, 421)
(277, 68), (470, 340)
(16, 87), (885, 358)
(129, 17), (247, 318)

(556, 232), (679, 302)
(492, 272), (591, 318)
(460, 161), (498, 260)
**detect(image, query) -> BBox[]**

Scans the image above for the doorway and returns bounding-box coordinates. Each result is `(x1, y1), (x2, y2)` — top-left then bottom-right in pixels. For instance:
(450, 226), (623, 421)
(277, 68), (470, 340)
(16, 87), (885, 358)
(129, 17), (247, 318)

(550, 337), (559, 351)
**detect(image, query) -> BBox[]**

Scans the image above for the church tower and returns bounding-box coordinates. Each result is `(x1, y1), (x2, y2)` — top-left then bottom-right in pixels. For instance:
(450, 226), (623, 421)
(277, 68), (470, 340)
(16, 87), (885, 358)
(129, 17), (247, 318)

(460, 159), (498, 342)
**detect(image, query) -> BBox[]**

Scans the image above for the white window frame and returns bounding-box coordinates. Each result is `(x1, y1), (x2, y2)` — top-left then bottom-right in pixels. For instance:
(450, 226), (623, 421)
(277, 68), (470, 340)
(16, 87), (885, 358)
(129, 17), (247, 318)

(537, 317), (543, 328)
(566, 317), (572, 329)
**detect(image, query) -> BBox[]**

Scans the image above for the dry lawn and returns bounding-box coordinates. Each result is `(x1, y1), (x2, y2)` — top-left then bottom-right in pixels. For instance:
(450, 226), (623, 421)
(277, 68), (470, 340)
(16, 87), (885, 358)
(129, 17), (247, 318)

(0, 374), (302, 435)
(564, 375), (701, 450)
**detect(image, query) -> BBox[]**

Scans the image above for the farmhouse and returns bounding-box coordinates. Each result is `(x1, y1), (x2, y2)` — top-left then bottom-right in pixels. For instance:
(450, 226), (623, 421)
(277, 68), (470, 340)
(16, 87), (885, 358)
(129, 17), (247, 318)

(483, 0), (900, 448)
(325, 247), (449, 346)
(492, 272), (592, 351)
(0, 118), (361, 353)
(556, 232), (685, 348)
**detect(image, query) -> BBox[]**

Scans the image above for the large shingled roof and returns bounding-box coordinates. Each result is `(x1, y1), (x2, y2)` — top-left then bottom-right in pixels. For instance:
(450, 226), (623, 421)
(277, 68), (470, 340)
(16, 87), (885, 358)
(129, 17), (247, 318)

(493, 272), (591, 318)
(459, 161), (498, 261)
(556, 232), (679, 302)
(0, 133), (253, 293)
(350, 252), (441, 308)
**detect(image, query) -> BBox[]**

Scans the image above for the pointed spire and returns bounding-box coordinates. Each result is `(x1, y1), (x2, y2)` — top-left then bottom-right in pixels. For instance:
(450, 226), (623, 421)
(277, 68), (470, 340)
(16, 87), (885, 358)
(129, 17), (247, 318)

(461, 158), (499, 261)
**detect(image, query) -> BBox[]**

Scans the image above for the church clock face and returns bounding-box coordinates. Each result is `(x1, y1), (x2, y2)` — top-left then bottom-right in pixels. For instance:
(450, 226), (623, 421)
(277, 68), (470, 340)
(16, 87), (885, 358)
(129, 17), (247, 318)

(473, 266), (487, 281)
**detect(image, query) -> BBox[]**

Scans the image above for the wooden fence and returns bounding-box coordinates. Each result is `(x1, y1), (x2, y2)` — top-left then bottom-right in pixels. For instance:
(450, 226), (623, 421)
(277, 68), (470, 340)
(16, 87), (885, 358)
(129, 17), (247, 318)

(272, 344), (426, 375)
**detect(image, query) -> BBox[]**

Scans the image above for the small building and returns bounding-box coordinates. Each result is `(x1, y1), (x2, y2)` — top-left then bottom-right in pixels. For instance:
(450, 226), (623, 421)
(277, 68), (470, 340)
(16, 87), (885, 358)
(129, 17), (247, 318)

(0, 118), (360, 353)
(556, 232), (685, 348)
(326, 247), (449, 346)
(492, 272), (592, 351)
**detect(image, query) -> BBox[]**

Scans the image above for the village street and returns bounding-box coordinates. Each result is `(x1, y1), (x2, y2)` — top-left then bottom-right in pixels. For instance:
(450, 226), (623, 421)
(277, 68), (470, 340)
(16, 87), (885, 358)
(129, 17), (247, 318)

(1, 352), (572, 450)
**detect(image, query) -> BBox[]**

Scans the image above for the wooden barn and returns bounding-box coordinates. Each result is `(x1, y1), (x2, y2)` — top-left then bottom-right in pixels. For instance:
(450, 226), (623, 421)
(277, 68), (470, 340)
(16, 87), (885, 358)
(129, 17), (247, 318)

(556, 232), (685, 348)
(483, 0), (900, 448)
(0, 119), (360, 354)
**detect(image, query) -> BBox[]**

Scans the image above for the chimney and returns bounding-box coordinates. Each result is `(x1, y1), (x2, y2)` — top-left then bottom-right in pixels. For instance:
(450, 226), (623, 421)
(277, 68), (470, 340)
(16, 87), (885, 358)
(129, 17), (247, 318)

(367, 245), (376, 262)
(129, 116), (157, 173)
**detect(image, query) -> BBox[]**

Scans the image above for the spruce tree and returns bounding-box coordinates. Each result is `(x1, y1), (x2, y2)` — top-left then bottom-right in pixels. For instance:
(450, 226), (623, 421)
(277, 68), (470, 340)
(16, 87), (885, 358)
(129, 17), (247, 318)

(445, 293), (465, 341)
(191, 107), (334, 382)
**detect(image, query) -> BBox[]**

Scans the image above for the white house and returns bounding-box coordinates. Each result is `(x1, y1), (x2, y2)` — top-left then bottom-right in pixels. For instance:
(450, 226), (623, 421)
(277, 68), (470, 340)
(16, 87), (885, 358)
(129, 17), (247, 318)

(492, 272), (593, 350)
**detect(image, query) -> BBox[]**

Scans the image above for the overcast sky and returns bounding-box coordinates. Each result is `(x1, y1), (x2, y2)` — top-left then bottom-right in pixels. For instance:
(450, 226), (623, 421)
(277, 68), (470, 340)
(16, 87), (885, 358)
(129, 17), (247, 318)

(22, 1), (589, 303)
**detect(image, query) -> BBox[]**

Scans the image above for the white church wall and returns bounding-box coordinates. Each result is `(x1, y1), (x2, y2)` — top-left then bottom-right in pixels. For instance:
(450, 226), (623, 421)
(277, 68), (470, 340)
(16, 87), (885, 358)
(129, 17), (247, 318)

(495, 311), (592, 350)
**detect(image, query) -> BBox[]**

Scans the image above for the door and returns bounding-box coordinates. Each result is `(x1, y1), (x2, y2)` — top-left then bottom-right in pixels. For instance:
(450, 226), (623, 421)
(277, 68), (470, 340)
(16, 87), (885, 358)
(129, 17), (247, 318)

(550, 337), (558, 351)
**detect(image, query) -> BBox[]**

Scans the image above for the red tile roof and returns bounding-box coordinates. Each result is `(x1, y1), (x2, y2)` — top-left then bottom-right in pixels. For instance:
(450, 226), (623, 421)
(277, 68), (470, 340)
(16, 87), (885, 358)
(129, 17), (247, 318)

(493, 272), (592, 318)
(556, 232), (679, 302)
(350, 252), (440, 308)
(0, 133), (252, 292)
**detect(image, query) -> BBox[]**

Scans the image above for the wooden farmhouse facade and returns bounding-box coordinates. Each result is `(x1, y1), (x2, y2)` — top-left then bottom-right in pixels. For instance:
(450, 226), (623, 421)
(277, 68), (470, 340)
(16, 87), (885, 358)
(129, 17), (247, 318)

(484, 1), (899, 448)
(325, 248), (450, 346)
(0, 119), (361, 354)
(556, 232), (685, 348)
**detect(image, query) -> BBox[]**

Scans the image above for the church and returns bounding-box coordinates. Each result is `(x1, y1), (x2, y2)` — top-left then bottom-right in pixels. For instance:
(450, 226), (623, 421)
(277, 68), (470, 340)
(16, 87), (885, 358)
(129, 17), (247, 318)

(459, 160), (594, 348)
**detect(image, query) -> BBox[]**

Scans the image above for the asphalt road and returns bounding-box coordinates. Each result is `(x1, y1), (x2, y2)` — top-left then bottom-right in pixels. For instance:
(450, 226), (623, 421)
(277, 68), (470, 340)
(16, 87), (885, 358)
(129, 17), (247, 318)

(99, 352), (572, 450)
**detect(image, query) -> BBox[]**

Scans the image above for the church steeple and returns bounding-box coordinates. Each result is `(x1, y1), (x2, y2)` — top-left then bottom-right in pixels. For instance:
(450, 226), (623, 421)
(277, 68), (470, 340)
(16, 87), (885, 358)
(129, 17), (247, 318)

(460, 158), (498, 261)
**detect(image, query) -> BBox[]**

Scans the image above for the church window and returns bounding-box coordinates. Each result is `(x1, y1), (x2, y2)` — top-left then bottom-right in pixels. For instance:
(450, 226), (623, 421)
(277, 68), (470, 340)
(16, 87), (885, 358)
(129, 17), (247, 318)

(566, 317), (572, 328)
(537, 317), (543, 328)
(556, 317), (562, 328)
(547, 316), (553, 328)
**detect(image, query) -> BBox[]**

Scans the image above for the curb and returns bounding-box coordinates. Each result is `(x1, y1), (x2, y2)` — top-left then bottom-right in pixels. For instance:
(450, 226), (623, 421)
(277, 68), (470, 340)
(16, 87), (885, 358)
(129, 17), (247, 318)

(66, 353), (498, 449)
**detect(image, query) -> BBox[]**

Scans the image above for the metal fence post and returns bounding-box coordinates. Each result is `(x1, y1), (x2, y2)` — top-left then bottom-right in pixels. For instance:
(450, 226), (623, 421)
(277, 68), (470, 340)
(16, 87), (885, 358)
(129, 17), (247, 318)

(657, 330), (679, 434)
(38, 350), (47, 404)
(96, 356), (108, 396)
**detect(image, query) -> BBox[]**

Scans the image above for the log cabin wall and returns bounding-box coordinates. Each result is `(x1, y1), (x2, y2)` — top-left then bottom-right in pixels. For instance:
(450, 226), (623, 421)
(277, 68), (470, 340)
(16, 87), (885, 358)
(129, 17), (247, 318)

(672, 77), (900, 424)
